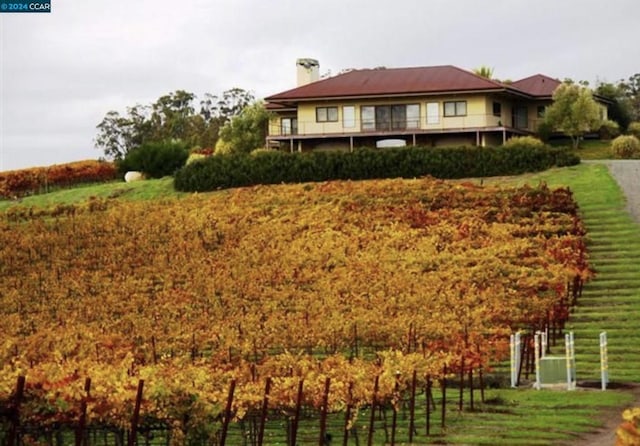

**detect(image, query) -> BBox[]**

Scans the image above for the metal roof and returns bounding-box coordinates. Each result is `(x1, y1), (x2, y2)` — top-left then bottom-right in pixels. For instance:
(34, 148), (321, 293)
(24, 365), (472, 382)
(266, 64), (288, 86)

(265, 65), (513, 102)
(510, 74), (561, 98)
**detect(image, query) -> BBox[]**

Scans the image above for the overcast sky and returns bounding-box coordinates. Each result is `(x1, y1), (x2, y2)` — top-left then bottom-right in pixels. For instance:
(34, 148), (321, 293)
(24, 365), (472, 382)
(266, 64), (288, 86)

(1, 0), (639, 171)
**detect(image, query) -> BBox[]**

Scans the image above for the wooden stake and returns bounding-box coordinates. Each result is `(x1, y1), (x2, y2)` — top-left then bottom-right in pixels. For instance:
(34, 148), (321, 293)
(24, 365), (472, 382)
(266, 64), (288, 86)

(257, 377), (271, 446)
(220, 379), (236, 446)
(127, 379), (144, 446)
(318, 377), (331, 446)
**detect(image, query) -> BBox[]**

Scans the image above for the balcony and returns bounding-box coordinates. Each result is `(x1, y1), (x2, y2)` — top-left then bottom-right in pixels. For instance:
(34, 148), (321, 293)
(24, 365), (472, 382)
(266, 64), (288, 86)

(268, 114), (514, 139)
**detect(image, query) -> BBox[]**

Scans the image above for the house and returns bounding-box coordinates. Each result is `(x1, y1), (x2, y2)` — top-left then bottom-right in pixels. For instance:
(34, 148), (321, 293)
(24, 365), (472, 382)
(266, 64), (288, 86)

(264, 60), (608, 152)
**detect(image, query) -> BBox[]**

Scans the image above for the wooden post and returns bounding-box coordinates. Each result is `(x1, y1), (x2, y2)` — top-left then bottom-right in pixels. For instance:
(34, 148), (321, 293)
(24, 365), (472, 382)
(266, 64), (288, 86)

(151, 336), (158, 364)
(318, 377), (331, 446)
(290, 379), (304, 446)
(257, 377), (271, 446)
(479, 366), (485, 404)
(408, 370), (417, 443)
(468, 369), (474, 411)
(75, 377), (92, 446)
(342, 382), (353, 446)
(7, 375), (26, 446)
(128, 379), (144, 446)
(441, 366), (447, 429)
(220, 379), (236, 446)
(367, 376), (379, 446)
(458, 356), (465, 411)
(425, 375), (432, 436)
(390, 372), (400, 446)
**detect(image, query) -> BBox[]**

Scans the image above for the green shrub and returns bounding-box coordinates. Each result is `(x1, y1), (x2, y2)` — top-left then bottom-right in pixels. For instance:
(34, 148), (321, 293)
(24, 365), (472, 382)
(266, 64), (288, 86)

(611, 135), (640, 159)
(503, 136), (545, 150)
(599, 119), (621, 140)
(535, 121), (554, 142)
(118, 140), (189, 178)
(628, 122), (640, 139)
(174, 144), (579, 193)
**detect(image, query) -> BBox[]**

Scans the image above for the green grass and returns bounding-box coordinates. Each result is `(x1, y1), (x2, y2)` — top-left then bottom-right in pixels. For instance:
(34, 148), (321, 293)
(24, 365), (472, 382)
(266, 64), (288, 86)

(549, 137), (614, 159)
(2, 162), (639, 444)
(0, 177), (181, 211)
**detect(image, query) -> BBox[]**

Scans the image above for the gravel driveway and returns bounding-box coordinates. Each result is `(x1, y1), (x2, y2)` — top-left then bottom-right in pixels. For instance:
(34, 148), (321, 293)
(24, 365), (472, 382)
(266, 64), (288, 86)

(605, 160), (640, 224)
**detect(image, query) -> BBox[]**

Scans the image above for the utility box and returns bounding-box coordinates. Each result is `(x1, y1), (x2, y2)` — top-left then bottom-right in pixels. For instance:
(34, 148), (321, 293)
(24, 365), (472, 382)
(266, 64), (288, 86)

(540, 356), (567, 384)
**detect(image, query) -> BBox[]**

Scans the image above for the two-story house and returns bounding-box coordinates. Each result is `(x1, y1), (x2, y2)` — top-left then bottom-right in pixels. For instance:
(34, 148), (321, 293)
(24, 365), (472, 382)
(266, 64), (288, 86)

(264, 59), (607, 152)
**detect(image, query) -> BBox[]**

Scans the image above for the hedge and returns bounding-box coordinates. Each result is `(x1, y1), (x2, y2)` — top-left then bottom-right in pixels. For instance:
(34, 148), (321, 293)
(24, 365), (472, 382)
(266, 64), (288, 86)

(174, 144), (579, 192)
(0, 160), (117, 199)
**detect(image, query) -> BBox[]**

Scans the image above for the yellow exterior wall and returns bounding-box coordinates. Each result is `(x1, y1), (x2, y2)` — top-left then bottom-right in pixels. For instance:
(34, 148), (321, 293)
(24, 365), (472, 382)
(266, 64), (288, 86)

(271, 95), (495, 136)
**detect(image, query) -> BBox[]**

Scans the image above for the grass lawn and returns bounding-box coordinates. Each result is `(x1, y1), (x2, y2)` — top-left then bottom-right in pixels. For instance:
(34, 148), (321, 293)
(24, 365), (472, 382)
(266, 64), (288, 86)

(0, 176), (181, 212)
(549, 137), (614, 159)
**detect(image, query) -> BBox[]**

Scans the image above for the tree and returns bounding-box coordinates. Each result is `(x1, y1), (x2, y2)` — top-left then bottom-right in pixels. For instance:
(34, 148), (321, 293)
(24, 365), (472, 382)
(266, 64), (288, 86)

(215, 102), (271, 155)
(473, 65), (494, 79)
(620, 73), (640, 121)
(595, 81), (632, 131)
(543, 83), (602, 149)
(95, 105), (154, 160)
(95, 88), (255, 160)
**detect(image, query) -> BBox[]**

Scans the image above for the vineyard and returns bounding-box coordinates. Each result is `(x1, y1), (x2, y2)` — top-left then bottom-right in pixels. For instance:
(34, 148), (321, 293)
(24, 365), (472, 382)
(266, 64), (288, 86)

(0, 177), (590, 445)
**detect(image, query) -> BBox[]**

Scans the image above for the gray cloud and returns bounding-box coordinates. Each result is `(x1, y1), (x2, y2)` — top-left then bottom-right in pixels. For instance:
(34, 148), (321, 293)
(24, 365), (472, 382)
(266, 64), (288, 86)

(1, 0), (639, 170)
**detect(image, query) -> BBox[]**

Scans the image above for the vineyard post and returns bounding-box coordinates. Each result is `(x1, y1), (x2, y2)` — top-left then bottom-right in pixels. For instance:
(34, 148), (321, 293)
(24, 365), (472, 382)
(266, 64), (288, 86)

(600, 332), (609, 391)
(390, 372), (400, 446)
(425, 374), (431, 436)
(127, 379), (144, 446)
(342, 382), (354, 446)
(441, 366), (446, 429)
(367, 375), (379, 446)
(318, 377), (331, 446)
(7, 375), (26, 446)
(534, 334), (541, 390)
(458, 356), (465, 411)
(468, 368), (474, 411)
(220, 379), (236, 446)
(570, 331), (577, 387)
(257, 377), (271, 446)
(151, 336), (157, 364)
(75, 377), (92, 446)
(290, 379), (304, 446)
(510, 334), (516, 387)
(408, 370), (417, 444)
(565, 332), (576, 391)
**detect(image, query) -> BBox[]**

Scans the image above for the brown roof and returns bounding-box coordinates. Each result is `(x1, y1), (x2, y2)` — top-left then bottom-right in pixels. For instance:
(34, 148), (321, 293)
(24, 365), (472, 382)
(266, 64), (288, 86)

(510, 74), (561, 98)
(265, 65), (510, 102)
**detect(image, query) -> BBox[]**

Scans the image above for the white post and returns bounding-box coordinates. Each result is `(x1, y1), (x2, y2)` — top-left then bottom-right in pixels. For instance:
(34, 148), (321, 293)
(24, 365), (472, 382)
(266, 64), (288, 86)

(534, 333), (541, 390)
(565, 332), (576, 391)
(510, 334), (516, 388)
(600, 332), (608, 391)
(570, 332), (576, 387)
(542, 330), (547, 359)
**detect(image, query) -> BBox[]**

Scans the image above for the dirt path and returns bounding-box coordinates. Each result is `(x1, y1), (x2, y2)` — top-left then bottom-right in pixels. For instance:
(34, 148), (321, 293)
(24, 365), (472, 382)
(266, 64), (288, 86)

(563, 160), (640, 446)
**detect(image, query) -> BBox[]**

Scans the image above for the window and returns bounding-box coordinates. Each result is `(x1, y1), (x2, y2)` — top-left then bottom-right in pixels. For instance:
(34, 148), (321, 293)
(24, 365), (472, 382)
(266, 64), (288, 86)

(343, 106), (355, 128)
(316, 106), (338, 122)
(444, 101), (467, 117)
(361, 104), (420, 131)
(361, 106), (375, 130)
(406, 104), (420, 129)
(537, 106), (546, 118)
(493, 102), (502, 117)
(281, 117), (297, 135)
